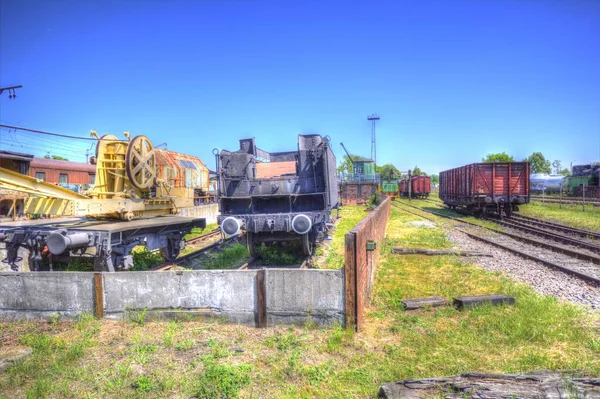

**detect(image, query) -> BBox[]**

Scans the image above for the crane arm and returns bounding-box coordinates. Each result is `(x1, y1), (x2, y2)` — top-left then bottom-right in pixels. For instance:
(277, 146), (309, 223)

(0, 167), (88, 200)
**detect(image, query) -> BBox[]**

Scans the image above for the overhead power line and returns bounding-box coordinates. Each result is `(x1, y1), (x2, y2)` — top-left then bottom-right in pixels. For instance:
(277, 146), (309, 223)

(0, 124), (124, 141)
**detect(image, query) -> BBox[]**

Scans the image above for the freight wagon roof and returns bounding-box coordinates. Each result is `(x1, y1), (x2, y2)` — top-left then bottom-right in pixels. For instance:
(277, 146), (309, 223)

(155, 149), (208, 171)
(440, 162), (529, 173)
(30, 157), (95, 173)
(255, 161), (296, 178)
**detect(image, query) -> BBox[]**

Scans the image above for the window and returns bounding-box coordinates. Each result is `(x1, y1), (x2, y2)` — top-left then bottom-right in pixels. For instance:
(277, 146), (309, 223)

(35, 172), (46, 181)
(179, 160), (197, 169)
(59, 174), (68, 184)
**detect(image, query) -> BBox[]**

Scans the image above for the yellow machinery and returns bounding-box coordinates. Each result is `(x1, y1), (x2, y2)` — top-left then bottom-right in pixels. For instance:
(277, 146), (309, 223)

(0, 132), (205, 272)
(0, 132), (193, 220)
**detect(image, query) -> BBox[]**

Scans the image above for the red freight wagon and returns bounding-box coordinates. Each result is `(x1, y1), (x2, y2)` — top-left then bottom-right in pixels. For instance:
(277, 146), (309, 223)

(399, 175), (431, 198)
(439, 162), (529, 216)
(29, 158), (96, 185)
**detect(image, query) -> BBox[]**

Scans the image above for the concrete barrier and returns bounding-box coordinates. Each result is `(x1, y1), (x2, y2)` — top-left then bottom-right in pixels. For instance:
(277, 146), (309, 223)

(178, 203), (219, 224)
(266, 269), (344, 326)
(0, 269), (345, 327)
(0, 272), (94, 319)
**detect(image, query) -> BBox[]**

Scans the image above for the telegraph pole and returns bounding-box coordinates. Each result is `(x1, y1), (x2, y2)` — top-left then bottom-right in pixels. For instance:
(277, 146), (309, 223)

(367, 114), (380, 166)
(0, 85), (23, 99)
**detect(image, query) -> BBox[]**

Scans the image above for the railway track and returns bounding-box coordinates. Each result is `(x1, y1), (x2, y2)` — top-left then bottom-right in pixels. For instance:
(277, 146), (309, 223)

(530, 196), (600, 206)
(391, 201), (600, 286)
(510, 214), (600, 240)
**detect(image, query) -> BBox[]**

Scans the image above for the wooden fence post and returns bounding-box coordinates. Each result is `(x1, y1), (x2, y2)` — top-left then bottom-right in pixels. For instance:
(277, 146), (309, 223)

(93, 273), (104, 319)
(256, 269), (267, 328)
(344, 232), (357, 331)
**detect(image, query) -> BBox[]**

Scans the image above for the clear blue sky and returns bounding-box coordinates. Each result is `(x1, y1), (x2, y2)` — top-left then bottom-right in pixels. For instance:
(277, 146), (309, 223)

(1, 0), (599, 174)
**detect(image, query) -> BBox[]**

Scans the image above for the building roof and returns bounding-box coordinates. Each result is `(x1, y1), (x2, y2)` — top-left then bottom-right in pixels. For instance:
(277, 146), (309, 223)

(155, 149), (208, 171)
(256, 161), (296, 178)
(0, 150), (34, 162)
(30, 157), (96, 173)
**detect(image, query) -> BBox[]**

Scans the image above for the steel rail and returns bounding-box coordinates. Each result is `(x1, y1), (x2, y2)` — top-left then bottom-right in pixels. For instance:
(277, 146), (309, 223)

(510, 214), (600, 240)
(390, 202), (600, 265)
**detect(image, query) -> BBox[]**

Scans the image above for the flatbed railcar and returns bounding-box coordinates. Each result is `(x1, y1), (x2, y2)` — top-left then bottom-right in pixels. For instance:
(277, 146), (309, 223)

(439, 162), (529, 217)
(399, 175), (431, 198)
(215, 134), (338, 256)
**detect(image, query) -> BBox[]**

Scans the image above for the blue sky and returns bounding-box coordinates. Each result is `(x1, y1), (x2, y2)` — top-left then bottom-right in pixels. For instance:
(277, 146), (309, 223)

(1, 0), (599, 174)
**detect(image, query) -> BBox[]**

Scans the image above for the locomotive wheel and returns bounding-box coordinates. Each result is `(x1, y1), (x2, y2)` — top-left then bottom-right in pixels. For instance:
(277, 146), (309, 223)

(161, 238), (182, 262)
(301, 233), (314, 256)
(126, 135), (157, 189)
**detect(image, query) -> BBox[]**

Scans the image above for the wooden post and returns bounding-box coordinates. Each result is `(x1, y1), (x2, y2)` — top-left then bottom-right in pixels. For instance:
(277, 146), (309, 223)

(344, 232), (357, 331)
(93, 273), (104, 319)
(256, 269), (266, 328)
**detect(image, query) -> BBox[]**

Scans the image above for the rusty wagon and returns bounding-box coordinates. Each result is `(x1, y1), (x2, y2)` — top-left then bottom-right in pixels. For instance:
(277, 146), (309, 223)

(439, 162), (530, 217)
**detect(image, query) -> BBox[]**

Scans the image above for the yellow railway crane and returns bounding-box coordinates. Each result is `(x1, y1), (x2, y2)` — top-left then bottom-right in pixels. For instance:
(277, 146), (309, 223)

(0, 132), (205, 272)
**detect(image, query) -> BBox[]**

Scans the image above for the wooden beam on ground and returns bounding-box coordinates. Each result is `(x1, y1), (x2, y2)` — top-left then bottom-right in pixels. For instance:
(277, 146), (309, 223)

(392, 247), (493, 257)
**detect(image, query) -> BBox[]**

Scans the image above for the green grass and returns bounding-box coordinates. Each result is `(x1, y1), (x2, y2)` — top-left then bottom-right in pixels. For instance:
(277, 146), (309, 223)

(320, 206), (368, 269)
(518, 201), (600, 232)
(204, 243), (250, 270)
(184, 223), (219, 240)
(2, 206), (599, 398)
(255, 242), (304, 265)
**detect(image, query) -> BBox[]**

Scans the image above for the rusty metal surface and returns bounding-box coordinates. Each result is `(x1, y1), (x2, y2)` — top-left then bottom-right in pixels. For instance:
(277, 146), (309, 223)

(345, 196), (391, 331)
(155, 149), (209, 190)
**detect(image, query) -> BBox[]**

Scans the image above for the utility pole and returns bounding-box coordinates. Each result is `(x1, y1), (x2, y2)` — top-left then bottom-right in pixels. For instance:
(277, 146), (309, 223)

(367, 114), (380, 166)
(0, 85), (23, 99)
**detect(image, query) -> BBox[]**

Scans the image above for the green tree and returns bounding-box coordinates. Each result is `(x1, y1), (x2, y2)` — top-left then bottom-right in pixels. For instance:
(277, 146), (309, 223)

(376, 163), (401, 180)
(44, 153), (69, 161)
(430, 174), (439, 185)
(337, 154), (364, 173)
(524, 152), (551, 174)
(411, 165), (426, 176)
(482, 152), (515, 162)
(552, 160), (562, 174)
(559, 168), (570, 176)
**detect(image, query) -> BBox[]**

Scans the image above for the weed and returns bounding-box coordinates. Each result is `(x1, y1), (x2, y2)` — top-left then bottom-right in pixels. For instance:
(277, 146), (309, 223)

(207, 338), (231, 359)
(125, 307), (148, 325)
(254, 242), (303, 265)
(48, 313), (61, 326)
(195, 357), (252, 399)
(130, 247), (163, 271)
(325, 324), (353, 353)
(263, 331), (302, 351)
(163, 320), (180, 348)
(588, 338), (600, 353)
(175, 338), (195, 351)
(131, 343), (157, 365)
(132, 375), (154, 393)
(204, 243), (249, 270)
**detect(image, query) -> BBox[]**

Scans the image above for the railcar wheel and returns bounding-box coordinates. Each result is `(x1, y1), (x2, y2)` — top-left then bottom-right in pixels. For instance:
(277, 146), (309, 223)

(126, 135), (157, 190)
(504, 203), (513, 218)
(301, 233), (314, 256)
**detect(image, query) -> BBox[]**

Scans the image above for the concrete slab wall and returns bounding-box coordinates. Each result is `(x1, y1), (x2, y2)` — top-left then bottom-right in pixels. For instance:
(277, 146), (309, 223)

(0, 272), (94, 319)
(102, 270), (258, 324)
(266, 269), (344, 326)
(0, 269), (345, 327)
(178, 203), (219, 224)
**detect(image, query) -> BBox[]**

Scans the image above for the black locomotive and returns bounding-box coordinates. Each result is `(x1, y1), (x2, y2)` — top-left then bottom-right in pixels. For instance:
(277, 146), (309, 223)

(215, 134), (339, 255)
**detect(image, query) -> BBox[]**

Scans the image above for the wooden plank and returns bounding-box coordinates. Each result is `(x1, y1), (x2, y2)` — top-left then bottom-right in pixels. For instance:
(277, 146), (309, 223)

(344, 232), (357, 331)
(401, 297), (449, 310)
(392, 248), (492, 257)
(93, 272), (104, 319)
(256, 269), (266, 328)
(453, 294), (515, 310)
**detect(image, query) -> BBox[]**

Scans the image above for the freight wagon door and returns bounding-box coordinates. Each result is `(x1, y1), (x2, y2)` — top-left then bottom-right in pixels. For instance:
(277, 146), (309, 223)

(493, 164), (509, 200)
